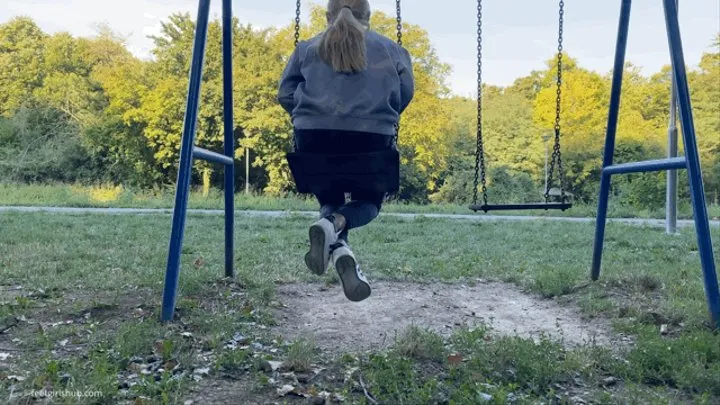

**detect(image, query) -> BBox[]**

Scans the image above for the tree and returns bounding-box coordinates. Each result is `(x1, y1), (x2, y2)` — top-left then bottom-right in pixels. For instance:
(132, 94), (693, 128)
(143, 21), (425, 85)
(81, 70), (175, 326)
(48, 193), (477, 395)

(0, 17), (47, 116)
(0, 105), (95, 182)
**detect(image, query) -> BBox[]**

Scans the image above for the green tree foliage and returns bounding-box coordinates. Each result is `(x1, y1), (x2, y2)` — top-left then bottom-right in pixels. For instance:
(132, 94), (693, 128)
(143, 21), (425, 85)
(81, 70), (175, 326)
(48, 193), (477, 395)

(0, 105), (96, 182)
(0, 15), (717, 207)
(0, 17), (47, 116)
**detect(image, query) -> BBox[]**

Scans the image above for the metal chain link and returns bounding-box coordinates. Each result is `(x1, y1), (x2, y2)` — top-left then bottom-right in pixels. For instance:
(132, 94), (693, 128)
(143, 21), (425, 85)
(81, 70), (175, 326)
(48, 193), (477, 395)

(545, 0), (566, 202)
(473, 0), (488, 207)
(394, 0), (402, 148)
(291, 0), (301, 150)
(294, 0), (301, 47)
(396, 0), (403, 47)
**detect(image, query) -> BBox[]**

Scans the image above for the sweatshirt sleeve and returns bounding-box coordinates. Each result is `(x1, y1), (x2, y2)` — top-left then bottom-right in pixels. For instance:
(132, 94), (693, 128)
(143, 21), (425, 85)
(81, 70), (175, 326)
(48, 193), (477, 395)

(278, 47), (304, 115)
(398, 47), (415, 114)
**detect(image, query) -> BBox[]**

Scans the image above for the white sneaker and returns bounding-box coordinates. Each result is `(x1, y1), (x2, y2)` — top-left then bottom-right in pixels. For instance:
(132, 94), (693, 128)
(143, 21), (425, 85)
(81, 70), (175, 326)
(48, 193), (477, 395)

(331, 241), (371, 302)
(306, 218), (339, 275)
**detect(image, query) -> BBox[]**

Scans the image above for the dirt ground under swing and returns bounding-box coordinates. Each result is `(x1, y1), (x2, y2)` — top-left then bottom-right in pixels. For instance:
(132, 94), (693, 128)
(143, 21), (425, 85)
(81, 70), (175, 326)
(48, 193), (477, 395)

(273, 280), (614, 353)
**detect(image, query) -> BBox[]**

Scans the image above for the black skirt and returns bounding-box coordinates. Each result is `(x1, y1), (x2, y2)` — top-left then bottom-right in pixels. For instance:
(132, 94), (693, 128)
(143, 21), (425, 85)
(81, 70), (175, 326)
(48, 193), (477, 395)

(287, 129), (400, 195)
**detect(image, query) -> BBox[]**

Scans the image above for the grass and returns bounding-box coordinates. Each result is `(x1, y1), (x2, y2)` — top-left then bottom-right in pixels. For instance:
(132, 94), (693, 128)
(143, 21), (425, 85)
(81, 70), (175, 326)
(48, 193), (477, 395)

(2, 182), (719, 219)
(0, 211), (718, 403)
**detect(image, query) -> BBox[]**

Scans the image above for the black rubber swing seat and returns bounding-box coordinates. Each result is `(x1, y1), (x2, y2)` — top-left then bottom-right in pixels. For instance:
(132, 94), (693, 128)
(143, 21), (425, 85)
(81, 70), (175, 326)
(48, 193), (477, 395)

(469, 202), (573, 212)
(286, 149), (400, 195)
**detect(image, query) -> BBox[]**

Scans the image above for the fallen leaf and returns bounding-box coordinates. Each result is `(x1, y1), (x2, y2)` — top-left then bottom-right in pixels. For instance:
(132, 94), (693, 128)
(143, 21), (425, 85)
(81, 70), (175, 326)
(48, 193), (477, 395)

(180, 332), (193, 338)
(277, 384), (295, 396)
(152, 340), (166, 354)
(601, 376), (618, 386)
(0, 353), (10, 360)
(660, 324), (668, 335)
(193, 367), (210, 376)
(268, 361), (284, 371)
(448, 353), (464, 365)
(232, 333), (248, 344)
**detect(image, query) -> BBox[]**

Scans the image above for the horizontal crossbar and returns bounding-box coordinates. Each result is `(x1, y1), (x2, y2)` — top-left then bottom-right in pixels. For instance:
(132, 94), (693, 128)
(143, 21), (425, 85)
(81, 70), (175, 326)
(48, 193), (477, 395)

(192, 146), (234, 166)
(469, 202), (573, 212)
(602, 157), (686, 175)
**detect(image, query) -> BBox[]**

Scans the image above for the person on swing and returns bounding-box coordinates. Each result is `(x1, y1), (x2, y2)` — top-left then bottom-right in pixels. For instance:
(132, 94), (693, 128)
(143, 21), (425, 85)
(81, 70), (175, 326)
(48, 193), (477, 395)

(278, 0), (414, 302)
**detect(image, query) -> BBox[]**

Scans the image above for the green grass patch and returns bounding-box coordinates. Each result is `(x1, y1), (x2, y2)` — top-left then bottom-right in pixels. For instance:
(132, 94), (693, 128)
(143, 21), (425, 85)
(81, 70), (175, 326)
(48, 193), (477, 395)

(0, 211), (718, 402)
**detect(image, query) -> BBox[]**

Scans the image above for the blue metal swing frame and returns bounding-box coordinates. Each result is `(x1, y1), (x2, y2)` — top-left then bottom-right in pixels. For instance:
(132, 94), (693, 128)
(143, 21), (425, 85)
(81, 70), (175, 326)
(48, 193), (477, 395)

(592, 0), (719, 328)
(160, 0), (719, 327)
(161, 0), (235, 321)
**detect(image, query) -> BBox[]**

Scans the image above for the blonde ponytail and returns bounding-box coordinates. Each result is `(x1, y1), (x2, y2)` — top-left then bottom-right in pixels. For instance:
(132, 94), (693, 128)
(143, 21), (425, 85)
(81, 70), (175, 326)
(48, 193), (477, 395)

(318, 5), (368, 73)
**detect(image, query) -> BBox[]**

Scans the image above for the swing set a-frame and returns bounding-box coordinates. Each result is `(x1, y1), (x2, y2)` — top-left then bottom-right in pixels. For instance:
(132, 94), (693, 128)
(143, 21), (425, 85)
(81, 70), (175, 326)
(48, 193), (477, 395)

(158, 0), (719, 329)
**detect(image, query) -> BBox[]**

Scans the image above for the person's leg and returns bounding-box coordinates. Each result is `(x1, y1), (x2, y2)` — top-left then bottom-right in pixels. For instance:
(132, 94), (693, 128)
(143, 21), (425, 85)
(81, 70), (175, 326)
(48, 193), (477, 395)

(304, 188), (345, 276)
(327, 133), (391, 301)
(295, 129), (348, 275)
(335, 192), (384, 233)
(329, 191), (383, 302)
(295, 129), (390, 295)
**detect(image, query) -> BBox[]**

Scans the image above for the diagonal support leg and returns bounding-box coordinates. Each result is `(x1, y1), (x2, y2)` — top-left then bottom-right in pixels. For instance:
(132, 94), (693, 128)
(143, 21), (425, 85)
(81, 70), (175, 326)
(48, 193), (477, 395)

(161, 0), (211, 322)
(591, 0), (632, 280)
(662, 0), (719, 328)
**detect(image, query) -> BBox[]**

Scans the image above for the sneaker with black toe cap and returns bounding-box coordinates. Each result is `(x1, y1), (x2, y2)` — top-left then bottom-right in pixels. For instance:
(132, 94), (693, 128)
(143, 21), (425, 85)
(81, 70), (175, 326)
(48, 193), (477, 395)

(331, 240), (371, 302)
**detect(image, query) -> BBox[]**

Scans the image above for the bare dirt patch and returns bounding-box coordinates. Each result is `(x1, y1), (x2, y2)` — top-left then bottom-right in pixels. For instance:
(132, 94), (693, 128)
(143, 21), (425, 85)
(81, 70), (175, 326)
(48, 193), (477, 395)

(273, 281), (613, 354)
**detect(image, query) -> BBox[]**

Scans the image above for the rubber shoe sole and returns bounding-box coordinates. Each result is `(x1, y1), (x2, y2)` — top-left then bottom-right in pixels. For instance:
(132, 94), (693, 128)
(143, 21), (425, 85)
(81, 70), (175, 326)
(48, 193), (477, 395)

(335, 255), (371, 302)
(306, 220), (335, 275)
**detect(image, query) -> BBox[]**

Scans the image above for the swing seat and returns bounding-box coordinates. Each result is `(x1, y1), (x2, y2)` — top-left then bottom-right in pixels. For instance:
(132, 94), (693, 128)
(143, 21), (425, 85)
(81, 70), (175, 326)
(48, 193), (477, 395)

(287, 149), (400, 195)
(469, 202), (572, 212)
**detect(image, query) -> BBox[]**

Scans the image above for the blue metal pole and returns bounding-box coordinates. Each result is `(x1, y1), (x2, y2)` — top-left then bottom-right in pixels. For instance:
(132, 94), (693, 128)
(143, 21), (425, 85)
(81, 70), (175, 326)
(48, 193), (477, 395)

(591, 0), (632, 281)
(666, 0), (679, 235)
(222, 0), (235, 278)
(662, 0), (719, 328)
(162, 0), (211, 322)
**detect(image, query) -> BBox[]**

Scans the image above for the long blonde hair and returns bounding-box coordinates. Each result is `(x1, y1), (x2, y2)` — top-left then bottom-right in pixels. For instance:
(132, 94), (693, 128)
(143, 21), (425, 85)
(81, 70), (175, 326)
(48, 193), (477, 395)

(318, 0), (371, 73)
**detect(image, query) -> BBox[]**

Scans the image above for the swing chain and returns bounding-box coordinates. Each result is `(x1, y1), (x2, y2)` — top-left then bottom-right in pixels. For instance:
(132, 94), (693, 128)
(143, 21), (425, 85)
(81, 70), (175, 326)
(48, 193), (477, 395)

(294, 0), (301, 47)
(290, 0), (301, 150)
(546, 0), (566, 202)
(394, 0), (402, 148)
(473, 0), (487, 207)
(396, 0), (403, 47)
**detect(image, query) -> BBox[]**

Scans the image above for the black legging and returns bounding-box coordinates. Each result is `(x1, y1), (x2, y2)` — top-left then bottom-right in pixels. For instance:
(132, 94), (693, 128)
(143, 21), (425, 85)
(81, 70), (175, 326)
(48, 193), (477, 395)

(294, 129), (391, 241)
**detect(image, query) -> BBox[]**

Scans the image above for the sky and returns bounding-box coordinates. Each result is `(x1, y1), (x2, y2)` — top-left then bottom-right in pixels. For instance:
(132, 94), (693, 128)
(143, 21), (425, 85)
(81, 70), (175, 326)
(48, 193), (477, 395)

(1, 0), (718, 96)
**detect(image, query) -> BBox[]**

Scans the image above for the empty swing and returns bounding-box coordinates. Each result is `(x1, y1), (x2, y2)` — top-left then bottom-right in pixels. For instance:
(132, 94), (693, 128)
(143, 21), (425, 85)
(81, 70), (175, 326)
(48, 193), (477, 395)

(285, 0), (405, 196)
(470, 0), (572, 213)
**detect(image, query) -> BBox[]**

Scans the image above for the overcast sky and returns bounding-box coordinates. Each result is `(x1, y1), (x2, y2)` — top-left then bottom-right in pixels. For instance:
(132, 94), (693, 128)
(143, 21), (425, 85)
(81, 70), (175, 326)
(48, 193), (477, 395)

(2, 0), (718, 95)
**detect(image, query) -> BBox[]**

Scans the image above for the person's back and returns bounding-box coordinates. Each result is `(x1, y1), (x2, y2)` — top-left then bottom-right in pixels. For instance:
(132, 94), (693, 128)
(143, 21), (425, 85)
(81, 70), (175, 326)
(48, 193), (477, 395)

(278, 5), (414, 136)
(278, 0), (415, 304)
